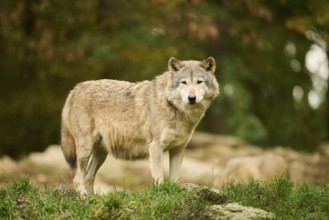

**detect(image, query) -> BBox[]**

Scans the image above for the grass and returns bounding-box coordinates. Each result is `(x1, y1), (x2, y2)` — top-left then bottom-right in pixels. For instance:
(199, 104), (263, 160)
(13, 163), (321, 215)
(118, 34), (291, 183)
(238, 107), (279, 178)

(223, 177), (329, 219)
(0, 177), (328, 219)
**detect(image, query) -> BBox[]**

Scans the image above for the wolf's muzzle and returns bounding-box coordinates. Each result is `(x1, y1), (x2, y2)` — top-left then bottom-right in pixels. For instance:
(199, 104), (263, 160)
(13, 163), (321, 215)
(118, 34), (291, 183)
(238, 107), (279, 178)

(188, 96), (196, 104)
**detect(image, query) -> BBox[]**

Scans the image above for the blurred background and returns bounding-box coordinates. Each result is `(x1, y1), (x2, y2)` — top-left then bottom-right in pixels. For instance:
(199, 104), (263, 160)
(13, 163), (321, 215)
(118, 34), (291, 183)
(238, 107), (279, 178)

(1, 0), (329, 158)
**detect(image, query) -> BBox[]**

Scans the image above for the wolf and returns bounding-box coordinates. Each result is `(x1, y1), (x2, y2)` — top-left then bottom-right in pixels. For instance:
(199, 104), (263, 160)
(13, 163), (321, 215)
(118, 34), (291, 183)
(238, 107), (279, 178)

(61, 57), (219, 195)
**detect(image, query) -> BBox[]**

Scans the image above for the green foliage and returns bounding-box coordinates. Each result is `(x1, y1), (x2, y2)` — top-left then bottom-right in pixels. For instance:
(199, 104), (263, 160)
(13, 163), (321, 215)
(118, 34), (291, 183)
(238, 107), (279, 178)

(223, 176), (329, 219)
(0, 177), (92, 219)
(1, 0), (329, 156)
(0, 179), (194, 219)
(1, 177), (329, 219)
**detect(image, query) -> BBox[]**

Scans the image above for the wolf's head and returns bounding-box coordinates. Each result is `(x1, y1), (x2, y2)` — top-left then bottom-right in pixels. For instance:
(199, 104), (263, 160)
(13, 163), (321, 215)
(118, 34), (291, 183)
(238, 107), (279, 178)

(167, 57), (219, 106)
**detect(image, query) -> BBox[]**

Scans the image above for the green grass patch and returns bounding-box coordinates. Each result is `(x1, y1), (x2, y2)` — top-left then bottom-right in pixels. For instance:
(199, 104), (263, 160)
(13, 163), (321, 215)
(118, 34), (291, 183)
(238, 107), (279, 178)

(223, 176), (329, 219)
(0, 176), (328, 219)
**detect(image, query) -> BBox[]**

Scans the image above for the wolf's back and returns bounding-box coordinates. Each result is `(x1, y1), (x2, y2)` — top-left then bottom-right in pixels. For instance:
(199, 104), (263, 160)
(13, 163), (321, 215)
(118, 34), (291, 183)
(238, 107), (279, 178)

(61, 91), (77, 169)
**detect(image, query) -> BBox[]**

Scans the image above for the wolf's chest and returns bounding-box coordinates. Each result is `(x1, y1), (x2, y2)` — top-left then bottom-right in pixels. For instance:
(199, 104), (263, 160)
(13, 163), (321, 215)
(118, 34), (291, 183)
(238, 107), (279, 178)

(160, 127), (193, 150)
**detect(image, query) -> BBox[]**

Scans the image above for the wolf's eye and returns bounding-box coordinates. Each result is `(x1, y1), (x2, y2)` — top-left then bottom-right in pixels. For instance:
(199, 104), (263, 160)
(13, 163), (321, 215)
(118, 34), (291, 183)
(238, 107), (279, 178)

(197, 80), (203, 84)
(181, 81), (187, 85)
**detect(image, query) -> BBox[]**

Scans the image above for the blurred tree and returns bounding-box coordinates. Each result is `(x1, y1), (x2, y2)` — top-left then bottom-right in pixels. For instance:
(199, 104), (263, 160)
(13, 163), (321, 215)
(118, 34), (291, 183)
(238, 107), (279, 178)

(0, 0), (328, 158)
(203, 0), (329, 149)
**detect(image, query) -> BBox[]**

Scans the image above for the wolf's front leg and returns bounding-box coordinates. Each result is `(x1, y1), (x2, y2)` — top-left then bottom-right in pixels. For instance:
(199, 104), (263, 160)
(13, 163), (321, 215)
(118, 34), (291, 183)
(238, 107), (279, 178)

(169, 147), (185, 181)
(148, 142), (164, 183)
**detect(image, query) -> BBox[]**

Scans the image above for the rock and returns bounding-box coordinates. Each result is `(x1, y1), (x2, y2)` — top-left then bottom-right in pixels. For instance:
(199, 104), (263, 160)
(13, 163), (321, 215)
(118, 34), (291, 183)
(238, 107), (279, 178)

(205, 203), (275, 220)
(0, 156), (19, 174)
(182, 182), (200, 191)
(177, 156), (221, 184)
(3, 131), (328, 188)
(188, 132), (244, 149)
(182, 183), (226, 206)
(94, 176), (123, 195)
(319, 143), (329, 157)
(182, 184), (274, 219)
(98, 152), (222, 187)
(97, 155), (151, 187)
(26, 145), (69, 170)
(215, 153), (288, 186)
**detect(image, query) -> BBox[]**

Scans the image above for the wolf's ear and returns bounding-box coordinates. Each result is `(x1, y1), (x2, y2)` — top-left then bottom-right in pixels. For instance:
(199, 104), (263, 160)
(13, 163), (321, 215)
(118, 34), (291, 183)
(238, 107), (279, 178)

(200, 57), (216, 74)
(168, 57), (184, 72)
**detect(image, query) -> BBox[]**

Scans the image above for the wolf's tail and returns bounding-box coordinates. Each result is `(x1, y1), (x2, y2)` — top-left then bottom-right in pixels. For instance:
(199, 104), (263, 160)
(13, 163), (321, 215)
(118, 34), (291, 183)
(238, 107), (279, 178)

(61, 94), (77, 169)
(61, 123), (77, 169)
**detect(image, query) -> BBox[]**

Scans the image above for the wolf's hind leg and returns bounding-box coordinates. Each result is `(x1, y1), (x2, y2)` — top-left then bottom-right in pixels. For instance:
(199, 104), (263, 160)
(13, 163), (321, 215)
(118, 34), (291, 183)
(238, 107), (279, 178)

(73, 138), (94, 196)
(85, 146), (107, 194)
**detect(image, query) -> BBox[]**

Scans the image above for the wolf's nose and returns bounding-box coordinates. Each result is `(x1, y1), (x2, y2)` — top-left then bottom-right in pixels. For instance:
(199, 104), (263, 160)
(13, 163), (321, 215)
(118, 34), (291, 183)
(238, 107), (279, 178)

(188, 96), (196, 104)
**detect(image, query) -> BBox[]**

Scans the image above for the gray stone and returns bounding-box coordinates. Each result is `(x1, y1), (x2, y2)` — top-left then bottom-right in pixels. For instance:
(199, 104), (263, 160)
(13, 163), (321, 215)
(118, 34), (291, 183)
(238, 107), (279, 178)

(205, 203), (275, 220)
